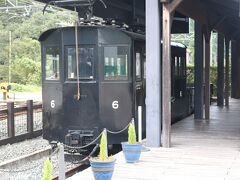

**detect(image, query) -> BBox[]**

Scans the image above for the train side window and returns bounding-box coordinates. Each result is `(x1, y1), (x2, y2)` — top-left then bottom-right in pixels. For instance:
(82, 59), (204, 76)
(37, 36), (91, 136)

(136, 52), (141, 79)
(178, 57), (182, 76)
(143, 53), (146, 79)
(104, 46), (128, 80)
(67, 47), (94, 80)
(174, 56), (178, 76)
(45, 47), (60, 80)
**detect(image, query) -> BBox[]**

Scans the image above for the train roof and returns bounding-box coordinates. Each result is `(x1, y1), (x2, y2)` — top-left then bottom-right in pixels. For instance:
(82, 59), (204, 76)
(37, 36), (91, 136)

(38, 25), (145, 42)
(39, 25), (186, 48)
(170, 42), (186, 48)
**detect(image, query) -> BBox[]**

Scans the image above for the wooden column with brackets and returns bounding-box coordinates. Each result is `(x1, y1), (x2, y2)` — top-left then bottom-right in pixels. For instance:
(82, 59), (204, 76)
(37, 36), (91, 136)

(161, 0), (183, 148)
(217, 33), (224, 107)
(205, 36), (211, 119)
(203, 25), (211, 120)
(194, 21), (204, 119)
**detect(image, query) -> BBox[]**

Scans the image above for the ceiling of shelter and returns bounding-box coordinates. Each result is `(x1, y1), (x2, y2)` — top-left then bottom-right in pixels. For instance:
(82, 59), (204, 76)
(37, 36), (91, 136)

(176, 0), (240, 40)
(35, 0), (240, 40)
(35, 0), (189, 33)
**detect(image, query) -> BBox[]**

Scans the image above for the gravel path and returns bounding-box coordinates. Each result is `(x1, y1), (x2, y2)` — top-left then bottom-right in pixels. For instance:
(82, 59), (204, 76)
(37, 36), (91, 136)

(0, 137), (49, 163)
(0, 137), (86, 179)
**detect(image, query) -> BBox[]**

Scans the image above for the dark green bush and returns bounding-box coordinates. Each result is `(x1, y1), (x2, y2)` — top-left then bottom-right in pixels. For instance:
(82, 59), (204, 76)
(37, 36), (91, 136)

(187, 66), (218, 96)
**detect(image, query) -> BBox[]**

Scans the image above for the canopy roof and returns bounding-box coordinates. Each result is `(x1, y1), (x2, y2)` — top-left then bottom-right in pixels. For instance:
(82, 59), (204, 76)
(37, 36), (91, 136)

(177, 0), (240, 40)
(35, 0), (189, 33)
(35, 0), (240, 39)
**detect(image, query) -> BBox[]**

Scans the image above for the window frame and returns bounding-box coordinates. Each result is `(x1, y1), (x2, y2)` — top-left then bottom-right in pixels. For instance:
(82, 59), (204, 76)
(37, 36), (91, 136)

(64, 45), (96, 81)
(43, 45), (61, 82)
(102, 44), (130, 82)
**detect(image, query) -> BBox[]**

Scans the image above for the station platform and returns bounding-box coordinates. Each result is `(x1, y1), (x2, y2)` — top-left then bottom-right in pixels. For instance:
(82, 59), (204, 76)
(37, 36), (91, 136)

(68, 99), (240, 180)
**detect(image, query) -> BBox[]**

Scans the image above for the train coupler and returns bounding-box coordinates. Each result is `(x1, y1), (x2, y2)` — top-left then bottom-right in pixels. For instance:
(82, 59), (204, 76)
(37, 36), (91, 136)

(65, 130), (94, 148)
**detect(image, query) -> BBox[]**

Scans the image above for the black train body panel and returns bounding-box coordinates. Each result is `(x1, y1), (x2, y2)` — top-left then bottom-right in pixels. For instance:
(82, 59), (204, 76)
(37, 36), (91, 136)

(39, 26), (193, 146)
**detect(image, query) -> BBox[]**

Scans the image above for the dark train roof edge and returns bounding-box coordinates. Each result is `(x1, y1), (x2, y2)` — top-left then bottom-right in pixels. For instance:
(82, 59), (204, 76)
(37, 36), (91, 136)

(38, 25), (145, 42)
(39, 26), (187, 48)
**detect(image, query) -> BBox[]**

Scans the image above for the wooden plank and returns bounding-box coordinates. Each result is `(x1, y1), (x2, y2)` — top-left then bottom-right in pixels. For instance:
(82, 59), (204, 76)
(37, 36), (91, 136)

(27, 100), (33, 134)
(164, 0), (184, 13)
(225, 39), (230, 106)
(70, 99), (240, 180)
(162, 4), (171, 148)
(7, 102), (15, 138)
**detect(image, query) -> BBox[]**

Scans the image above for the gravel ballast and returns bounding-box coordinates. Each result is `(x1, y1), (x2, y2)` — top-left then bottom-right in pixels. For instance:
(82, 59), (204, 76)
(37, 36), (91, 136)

(0, 137), (86, 179)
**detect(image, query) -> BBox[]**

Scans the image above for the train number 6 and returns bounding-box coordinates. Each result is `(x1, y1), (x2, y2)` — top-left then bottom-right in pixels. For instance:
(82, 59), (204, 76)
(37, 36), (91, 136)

(51, 100), (55, 108)
(112, 101), (119, 109)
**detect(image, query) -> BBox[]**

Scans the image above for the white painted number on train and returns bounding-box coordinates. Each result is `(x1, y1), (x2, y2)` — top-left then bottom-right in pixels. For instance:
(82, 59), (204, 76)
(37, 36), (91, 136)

(51, 100), (55, 108)
(112, 101), (119, 109)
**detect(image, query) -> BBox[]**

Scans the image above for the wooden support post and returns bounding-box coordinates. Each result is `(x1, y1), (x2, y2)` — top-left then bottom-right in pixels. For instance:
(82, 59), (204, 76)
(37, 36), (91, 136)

(161, 0), (183, 148)
(204, 34), (211, 119)
(27, 100), (33, 134)
(146, 0), (161, 147)
(231, 40), (237, 99)
(194, 21), (204, 119)
(217, 33), (224, 106)
(225, 39), (230, 106)
(162, 4), (171, 147)
(7, 102), (15, 138)
(232, 41), (240, 99)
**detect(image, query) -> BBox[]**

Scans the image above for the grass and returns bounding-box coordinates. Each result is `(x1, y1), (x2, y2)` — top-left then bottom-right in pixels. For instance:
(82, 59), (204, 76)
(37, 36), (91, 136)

(10, 83), (41, 92)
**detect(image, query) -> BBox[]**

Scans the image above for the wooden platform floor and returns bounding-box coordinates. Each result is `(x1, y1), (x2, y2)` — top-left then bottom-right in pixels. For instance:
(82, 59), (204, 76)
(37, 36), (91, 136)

(68, 99), (240, 180)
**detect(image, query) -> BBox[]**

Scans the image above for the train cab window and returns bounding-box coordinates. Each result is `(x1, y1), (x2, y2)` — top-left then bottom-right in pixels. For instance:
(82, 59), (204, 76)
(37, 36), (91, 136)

(178, 57), (182, 76)
(143, 53), (146, 79)
(174, 56), (178, 76)
(67, 47), (94, 80)
(136, 52), (141, 79)
(104, 46), (128, 80)
(45, 47), (60, 80)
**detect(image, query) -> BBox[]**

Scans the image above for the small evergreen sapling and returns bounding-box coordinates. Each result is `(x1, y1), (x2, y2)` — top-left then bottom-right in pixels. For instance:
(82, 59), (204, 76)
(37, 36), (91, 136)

(42, 158), (53, 180)
(99, 132), (108, 161)
(128, 121), (136, 144)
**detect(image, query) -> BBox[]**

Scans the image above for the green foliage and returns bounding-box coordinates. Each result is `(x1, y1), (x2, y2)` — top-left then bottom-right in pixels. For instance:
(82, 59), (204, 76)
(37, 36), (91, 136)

(0, 8), (76, 85)
(186, 66), (194, 85)
(186, 66), (229, 96)
(11, 57), (41, 85)
(42, 159), (52, 180)
(99, 132), (108, 161)
(10, 83), (41, 92)
(128, 121), (136, 144)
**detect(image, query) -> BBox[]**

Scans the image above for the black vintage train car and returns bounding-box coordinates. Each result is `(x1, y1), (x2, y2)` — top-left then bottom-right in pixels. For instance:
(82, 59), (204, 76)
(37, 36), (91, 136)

(39, 26), (192, 146)
(39, 26), (146, 146)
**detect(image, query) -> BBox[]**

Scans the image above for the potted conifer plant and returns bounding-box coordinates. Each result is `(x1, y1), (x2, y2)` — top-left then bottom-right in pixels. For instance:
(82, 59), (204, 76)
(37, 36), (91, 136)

(121, 120), (143, 163)
(90, 130), (116, 180)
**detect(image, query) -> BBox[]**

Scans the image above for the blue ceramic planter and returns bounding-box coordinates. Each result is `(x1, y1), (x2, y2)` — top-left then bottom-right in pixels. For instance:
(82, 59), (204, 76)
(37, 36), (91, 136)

(90, 158), (116, 180)
(121, 142), (142, 163)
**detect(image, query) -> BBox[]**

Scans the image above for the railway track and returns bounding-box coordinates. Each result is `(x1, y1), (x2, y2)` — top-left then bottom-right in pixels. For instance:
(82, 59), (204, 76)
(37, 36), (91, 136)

(0, 101), (42, 121)
(0, 144), (95, 179)
(0, 146), (52, 170)
(52, 163), (89, 180)
(0, 101), (42, 110)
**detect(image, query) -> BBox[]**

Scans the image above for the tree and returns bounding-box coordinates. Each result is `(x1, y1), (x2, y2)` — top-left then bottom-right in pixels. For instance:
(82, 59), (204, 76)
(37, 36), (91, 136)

(0, 6), (76, 85)
(11, 57), (41, 85)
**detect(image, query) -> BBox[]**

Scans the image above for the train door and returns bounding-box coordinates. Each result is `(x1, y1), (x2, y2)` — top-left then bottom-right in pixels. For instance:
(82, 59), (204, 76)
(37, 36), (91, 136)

(42, 46), (63, 141)
(99, 44), (133, 143)
(133, 41), (146, 138)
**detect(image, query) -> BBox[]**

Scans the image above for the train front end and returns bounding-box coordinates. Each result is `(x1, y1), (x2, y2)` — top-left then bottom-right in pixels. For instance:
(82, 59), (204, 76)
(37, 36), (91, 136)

(39, 26), (135, 147)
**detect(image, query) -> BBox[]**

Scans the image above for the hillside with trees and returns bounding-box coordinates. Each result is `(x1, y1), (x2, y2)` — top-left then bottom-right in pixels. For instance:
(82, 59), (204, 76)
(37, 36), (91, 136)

(0, 1), (76, 91)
